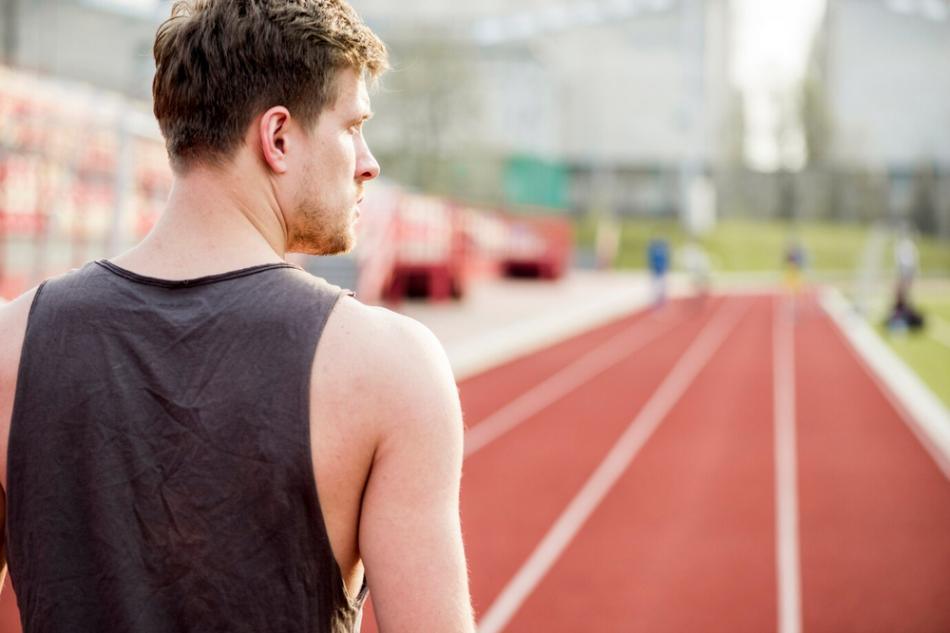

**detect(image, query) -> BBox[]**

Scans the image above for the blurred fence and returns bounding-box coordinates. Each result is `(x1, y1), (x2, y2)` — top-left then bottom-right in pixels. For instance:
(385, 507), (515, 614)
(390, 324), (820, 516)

(717, 165), (950, 235)
(0, 66), (574, 303)
(514, 162), (950, 239)
(0, 65), (170, 298)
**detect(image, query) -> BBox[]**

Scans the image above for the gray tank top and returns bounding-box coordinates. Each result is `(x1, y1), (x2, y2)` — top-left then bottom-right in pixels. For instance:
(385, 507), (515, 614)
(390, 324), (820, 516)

(6, 260), (366, 632)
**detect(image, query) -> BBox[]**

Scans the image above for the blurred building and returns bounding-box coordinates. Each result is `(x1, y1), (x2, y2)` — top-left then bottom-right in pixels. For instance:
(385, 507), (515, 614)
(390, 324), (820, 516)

(817, 0), (950, 234)
(362, 0), (734, 218)
(824, 0), (950, 169)
(0, 0), (735, 219)
(0, 0), (163, 99)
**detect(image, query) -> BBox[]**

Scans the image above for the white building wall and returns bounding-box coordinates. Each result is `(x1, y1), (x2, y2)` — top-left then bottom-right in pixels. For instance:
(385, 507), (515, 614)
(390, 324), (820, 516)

(363, 0), (731, 168)
(11, 0), (159, 99)
(828, 0), (950, 168)
(544, 14), (686, 164)
(6, 0), (732, 171)
(476, 53), (562, 157)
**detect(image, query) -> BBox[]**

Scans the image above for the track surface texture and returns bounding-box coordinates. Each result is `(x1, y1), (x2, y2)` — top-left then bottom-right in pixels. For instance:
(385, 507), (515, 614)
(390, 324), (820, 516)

(3, 292), (950, 633)
(366, 292), (950, 633)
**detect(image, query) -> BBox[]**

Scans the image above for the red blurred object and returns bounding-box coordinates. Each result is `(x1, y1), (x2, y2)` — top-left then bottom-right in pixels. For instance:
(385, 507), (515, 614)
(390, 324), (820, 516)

(384, 195), (466, 301)
(361, 188), (571, 303)
(501, 215), (573, 280)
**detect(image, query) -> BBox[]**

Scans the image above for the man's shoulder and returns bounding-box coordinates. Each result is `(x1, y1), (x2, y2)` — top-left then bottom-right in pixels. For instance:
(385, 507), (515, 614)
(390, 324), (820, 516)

(332, 294), (442, 349)
(315, 295), (459, 431)
(323, 295), (452, 384)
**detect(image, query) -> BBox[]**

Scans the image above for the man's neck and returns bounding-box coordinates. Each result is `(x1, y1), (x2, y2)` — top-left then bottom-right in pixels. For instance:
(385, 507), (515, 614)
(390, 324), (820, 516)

(111, 164), (289, 280)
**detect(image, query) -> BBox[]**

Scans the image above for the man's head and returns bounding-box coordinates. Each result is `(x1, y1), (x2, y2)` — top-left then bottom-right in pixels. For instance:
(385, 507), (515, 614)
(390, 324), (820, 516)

(152, 0), (388, 254)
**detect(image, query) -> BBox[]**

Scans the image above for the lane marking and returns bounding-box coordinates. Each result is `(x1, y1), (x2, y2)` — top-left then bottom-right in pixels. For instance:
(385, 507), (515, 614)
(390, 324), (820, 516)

(464, 308), (690, 458)
(773, 296), (802, 633)
(476, 298), (750, 633)
(821, 288), (950, 481)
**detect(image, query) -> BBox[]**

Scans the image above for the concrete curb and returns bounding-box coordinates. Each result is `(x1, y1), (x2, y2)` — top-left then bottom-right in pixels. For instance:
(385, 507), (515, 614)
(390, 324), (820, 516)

(442, 271), (777, 381)
(820, 287), (950, 480)
(448, 287), (651, 380)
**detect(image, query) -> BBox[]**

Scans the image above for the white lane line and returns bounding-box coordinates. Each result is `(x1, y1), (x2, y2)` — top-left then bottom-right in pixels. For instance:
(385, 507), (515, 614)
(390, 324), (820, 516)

(773, 296), (802, 633)
(476, 299), (750, 633)
(929, 315), (950, 351)
(464, 309), (688, 458)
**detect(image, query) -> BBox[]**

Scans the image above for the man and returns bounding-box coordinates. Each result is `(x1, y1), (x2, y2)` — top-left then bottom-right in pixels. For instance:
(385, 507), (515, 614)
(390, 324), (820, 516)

(0, 1), (476, 631)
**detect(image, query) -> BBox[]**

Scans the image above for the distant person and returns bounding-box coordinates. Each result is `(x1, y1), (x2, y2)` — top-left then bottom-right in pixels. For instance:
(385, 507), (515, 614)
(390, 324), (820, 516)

(886, 229), (925, 332)
(0, 2), (476, 632)
(783, 238), (806, 294)
(595, 217), (620, 270)
(680, 240), (711, 300)
(895, 229), (919, 297)
(648, 237), (671, 306)
(885, 291), (925, 332)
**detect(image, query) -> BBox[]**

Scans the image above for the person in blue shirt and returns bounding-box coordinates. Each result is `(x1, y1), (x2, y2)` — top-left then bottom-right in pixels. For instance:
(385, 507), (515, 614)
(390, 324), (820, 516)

(648, 238), (671, 307)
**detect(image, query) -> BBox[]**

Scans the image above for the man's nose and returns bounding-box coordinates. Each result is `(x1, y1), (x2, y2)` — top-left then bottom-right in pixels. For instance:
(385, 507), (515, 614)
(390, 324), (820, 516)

(357, 142), (380, 182)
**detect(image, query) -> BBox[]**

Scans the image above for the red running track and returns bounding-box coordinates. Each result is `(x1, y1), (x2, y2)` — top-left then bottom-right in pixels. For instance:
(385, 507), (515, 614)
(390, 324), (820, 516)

(3, 293), (950, 632)
(795, 299), (950, 631)
(367, 292), (950, 632)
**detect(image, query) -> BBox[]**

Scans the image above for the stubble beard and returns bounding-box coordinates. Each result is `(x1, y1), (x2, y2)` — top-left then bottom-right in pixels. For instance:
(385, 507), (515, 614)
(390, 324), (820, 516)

(287, 199), (356, 256)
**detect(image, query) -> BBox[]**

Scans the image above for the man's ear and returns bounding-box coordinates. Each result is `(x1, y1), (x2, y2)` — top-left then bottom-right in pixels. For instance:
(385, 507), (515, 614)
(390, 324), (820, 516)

(259, 106), (292, 174)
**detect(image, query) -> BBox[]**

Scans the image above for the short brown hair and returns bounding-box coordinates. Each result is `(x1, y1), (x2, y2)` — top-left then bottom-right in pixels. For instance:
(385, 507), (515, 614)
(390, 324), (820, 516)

(153, 0), (388, 171)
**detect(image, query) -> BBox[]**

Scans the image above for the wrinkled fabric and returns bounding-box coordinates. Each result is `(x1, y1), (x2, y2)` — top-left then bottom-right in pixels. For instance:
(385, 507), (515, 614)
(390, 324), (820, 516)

(7, 260), (366, 633)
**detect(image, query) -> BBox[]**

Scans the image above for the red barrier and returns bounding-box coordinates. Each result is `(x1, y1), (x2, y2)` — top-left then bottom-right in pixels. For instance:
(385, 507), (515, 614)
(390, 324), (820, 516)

(501, 215), (573, 280)
(384, 194), (461, 301)
(352, 184), (401, 304)
(365, 188), (570, 302)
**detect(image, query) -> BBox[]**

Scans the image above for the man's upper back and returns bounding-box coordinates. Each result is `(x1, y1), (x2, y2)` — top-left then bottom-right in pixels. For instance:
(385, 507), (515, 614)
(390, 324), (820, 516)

(0, 261), (476, 632)
(1, 260), (366, 632)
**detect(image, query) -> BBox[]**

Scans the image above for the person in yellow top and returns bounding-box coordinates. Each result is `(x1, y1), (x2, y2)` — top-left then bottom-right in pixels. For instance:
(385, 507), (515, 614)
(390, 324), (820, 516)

(783, 237), (806, 294)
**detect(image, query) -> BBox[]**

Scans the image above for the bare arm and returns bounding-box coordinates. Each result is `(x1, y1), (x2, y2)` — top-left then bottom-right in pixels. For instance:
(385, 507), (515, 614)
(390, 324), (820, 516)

(357, 314), (475, 632)
(0, 288), (38, 595)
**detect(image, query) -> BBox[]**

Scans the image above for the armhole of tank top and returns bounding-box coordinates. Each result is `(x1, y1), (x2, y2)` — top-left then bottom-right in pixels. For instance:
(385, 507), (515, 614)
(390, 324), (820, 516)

(299, 287), (366, 612)
(5, 280), (50, 515)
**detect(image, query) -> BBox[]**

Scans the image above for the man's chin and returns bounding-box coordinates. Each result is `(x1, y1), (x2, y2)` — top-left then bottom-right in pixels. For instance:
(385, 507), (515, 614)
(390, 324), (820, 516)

(332, 239), (356, 256)
(288, 235), (356, 257)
